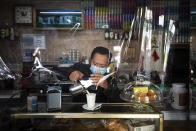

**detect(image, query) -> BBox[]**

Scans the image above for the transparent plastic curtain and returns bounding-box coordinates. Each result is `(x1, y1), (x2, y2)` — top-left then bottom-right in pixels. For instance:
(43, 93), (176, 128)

(23, 11), (82, 81)
(115, 4), (176, 85)
(0, 57), (16, 80)
(25, 0), (179, 85)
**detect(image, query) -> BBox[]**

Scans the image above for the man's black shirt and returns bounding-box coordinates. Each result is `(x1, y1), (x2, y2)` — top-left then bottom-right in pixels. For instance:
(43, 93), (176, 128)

(63, 62), (119, 102)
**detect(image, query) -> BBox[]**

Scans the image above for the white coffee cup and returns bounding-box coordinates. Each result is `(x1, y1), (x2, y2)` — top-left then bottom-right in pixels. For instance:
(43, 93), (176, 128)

(86, 93), (96, 109)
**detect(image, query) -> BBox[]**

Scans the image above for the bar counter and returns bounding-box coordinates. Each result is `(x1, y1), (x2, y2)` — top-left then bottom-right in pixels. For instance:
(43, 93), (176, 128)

(12, 103), (162, 118)
(11, 102), (163, 131)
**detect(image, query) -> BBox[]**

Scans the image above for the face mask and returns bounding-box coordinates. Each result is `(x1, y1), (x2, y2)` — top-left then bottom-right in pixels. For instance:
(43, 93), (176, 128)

(90, 65), (107, 75)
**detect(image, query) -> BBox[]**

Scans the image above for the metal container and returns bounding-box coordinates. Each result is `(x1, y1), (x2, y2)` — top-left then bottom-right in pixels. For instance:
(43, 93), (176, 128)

(69, 49), (80, 61)
(47, 86), (61, 111)
(170, 83), (188, 110)
(69, 81), (86, 95)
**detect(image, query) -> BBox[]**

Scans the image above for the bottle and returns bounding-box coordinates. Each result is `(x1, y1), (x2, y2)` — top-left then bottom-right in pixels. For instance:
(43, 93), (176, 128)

(114, 31), (119, 40)
(84, 9), (87, 29)
(0, 28), (5, 40)
(94, 8), (97, 29)
(10, 26), (14, 40)
(104, 29), (110, 40)
(14, 29), (19, 40)
(124, 31), (129, 40)
(91, 8), (94, 29)
(5, 23), (10, 40)
(109, 30), (114, 40)
(86, 9), (89, 29)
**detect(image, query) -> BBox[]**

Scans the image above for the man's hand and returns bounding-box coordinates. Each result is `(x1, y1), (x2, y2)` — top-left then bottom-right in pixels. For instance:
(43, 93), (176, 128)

(69, 71), (84, 82)
(90, 70), (108, 89)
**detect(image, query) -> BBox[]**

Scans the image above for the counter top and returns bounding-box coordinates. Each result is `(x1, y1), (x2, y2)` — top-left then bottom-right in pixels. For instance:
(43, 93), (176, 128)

(152, 103), (190, 120)
(0, 90), (193, 121)
(11, 103), (162, 119)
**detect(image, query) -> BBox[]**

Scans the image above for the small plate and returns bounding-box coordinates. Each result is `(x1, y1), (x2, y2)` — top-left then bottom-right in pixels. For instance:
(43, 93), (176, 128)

(82, 103), (102, 111)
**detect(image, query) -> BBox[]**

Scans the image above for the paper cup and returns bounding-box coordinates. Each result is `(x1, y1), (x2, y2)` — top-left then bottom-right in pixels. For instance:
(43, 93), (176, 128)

(86, 93), (96, 109)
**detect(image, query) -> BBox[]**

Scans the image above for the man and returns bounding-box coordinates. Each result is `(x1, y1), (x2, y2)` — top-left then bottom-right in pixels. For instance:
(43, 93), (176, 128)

(66, 46), (115, 102)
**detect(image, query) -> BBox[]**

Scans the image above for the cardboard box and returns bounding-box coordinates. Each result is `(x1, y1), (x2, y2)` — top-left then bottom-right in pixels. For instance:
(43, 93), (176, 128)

(128, 121), (155, 131)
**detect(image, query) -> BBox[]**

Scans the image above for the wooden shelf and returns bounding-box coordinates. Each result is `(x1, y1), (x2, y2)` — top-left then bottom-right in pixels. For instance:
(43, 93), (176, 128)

(0, 39), (19, 42)
(170, 43), (190, 49)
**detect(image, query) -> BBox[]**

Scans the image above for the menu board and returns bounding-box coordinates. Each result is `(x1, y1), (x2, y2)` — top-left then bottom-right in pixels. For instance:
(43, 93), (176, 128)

(34, 9), (83, 30)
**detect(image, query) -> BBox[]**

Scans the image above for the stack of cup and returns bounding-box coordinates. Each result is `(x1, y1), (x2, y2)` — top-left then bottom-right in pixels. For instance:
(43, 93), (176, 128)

(69, 49), (80, 62)
(76, 50), (80, 61)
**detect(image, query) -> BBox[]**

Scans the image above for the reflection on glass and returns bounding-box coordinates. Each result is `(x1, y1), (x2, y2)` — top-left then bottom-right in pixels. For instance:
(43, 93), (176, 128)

(159, 15), (164, 27)
(0, 57), (15, 80)
(163, 20), (175, 73)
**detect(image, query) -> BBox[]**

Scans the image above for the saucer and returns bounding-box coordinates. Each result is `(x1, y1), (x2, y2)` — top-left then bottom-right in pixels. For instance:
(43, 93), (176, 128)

(82, 103), (102, 111)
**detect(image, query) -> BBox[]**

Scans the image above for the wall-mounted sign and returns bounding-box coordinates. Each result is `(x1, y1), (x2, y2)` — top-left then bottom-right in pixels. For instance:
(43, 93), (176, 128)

(34, 9), (83, 30)
(21, 34), (46, 49)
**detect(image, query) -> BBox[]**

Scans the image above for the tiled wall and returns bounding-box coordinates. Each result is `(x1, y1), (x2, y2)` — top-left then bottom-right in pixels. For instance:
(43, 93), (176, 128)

(18, 29), (118, 61)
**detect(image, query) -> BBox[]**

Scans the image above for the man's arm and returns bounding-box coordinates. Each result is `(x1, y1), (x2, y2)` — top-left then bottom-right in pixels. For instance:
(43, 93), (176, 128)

(69, 70), (84, 82)
(65, 62), (90, 81)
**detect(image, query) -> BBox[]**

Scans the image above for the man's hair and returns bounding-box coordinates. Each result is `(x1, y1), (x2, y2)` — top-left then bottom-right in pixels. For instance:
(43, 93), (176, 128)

(90, 46), (112, 64)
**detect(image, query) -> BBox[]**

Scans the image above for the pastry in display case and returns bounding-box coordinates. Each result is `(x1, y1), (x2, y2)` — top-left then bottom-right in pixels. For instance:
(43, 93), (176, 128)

(23, 118), (159, 131)
(31, 118), (157, 131)
(11, 103), (163, 131)
(104, 119), (128, 131)
(120, 74), (162, 104)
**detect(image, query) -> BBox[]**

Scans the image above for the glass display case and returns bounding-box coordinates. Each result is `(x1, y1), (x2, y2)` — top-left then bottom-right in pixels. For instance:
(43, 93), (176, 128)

(11, 103), (163, 131)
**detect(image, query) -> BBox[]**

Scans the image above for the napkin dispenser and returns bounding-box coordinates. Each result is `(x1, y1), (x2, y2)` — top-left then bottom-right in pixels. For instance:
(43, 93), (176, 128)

(47, 86), (61, 111)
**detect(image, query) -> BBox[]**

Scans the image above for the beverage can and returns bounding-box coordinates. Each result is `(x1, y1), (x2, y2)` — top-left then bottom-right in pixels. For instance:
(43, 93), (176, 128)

(27, 96), (32, 111)
(27, 96), (38, 112)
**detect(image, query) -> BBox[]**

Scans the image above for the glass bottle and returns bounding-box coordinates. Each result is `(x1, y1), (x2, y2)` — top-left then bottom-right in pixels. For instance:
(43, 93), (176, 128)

(0, 27), (5, 40)
(104, 29), (110, 40)
(9, 26), (14, 40)
(5, 23), (10, 40)
(109, 30), (114, 40)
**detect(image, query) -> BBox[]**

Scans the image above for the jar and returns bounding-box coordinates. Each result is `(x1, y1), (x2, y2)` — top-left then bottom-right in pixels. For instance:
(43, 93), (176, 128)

(170, 83), (188, 110)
